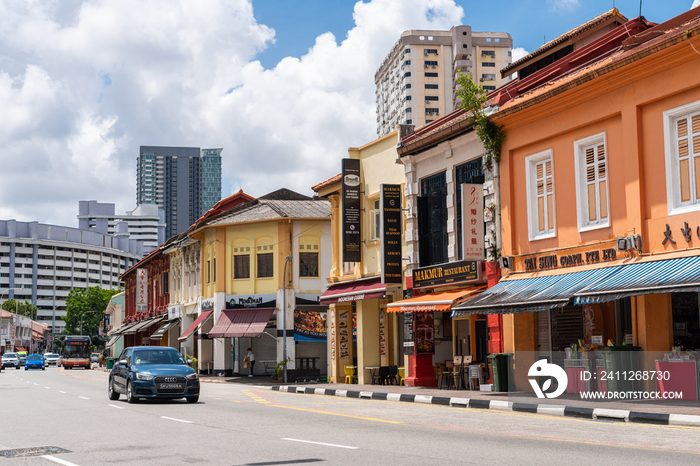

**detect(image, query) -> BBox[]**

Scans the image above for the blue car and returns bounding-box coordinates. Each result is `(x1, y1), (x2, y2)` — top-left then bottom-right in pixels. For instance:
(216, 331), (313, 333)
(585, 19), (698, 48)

(25, 354), (45, 370)
(108, 346), (199, 404)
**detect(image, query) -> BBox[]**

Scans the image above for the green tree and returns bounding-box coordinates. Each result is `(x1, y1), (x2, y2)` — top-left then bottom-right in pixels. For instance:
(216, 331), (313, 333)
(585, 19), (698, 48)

(1, 299), (38, 319)
(64, 286), (121, 337)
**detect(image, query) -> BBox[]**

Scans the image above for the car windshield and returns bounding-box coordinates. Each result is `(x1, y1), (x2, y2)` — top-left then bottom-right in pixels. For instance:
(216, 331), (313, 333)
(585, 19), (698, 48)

(133, 350), (187, 366)
(27, 355), (42, 360)
(45, 354), (59, 359)
(3, 353), (17, 358)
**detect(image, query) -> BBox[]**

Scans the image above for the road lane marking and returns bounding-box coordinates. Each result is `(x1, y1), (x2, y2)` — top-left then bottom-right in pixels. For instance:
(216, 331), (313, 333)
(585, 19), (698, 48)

(282, 438), (358, 450)
(161, 416), (192, 424)
(270, 404), (402, 424)
(34, 383), (39, 386)
(58, 391), (66, 394)
(78, 396), (90, 400)
(108, 404), (124, 410)
(42, 455), (81, 466)
(44, 387), (50, 389)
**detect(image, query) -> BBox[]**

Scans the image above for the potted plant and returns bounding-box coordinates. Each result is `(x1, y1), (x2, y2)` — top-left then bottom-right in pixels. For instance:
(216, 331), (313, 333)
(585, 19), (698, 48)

(274, 359), (287, 382)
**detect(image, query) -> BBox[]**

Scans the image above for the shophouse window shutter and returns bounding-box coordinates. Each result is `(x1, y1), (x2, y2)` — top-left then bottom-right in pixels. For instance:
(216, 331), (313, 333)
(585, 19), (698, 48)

(417, 196), (429, 267)
(598, 144), (608, 220)
(693, 114), (700, 200)
(678, 117), (691, 203)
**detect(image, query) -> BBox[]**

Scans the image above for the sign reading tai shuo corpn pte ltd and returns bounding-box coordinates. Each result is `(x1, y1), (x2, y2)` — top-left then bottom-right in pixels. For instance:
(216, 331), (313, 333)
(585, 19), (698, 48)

(342, 158), (361, 263)
(381, 184), (403, 284)
(136, 268), (148, 313)
(412, 260), (480, 290)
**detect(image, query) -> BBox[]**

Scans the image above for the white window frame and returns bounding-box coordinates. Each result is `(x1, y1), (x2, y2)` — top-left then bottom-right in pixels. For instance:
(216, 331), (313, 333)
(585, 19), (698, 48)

(525, 150), (556, 241)
(664, 100), (700, 216)
(369, 199), (381, 241)
(574, 132), (610, 232)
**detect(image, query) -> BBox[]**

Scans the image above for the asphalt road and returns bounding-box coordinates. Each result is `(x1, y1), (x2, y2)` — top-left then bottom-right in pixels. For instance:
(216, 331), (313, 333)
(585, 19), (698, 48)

(1, 366), (699, 465)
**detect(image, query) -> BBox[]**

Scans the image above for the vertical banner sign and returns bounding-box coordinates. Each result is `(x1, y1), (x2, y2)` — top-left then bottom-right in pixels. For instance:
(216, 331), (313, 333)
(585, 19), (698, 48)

(461, 183), (484, 261)
(342, 158), (361, 263)
(403, 312), (415, 355)
(136, 268), (148, 313)
(381, 184), (403, 284)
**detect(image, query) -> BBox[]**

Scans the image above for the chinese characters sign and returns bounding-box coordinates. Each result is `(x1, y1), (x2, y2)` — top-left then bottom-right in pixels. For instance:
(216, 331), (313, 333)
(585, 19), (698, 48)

(461, 183), (484, 261)
(136, 268), (148, 313)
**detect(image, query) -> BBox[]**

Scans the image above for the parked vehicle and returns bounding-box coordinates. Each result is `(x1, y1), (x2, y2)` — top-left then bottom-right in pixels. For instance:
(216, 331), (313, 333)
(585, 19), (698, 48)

(1, 353), (21, 370)
(108, 346), (199, 404)
(25, 354), (45, 370)
(17, 351), (27, 366)
(91, 352), (100, 363)
(43, 353), (61, 366)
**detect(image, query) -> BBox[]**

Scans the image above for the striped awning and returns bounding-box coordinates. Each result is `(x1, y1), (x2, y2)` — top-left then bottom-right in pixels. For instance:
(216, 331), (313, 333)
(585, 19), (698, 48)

(452, 266), (622, 316)
(574, 256), (700, 305)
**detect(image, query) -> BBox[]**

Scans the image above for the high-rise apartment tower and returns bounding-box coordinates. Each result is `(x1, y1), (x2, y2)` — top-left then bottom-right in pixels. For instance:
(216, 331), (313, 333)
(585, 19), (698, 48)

(375, 26), (513, 136)
(137, 146), (222, 239)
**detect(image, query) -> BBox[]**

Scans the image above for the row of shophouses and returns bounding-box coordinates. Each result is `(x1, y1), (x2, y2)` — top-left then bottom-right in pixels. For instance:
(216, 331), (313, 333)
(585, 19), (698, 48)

(107, 7), (700, 390)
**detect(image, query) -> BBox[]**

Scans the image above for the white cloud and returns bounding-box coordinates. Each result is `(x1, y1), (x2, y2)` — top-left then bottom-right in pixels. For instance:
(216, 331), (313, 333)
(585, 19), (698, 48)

(0, 0), (465, 229)
(547, 0), (580, 11)
(511, 47), (529, 62)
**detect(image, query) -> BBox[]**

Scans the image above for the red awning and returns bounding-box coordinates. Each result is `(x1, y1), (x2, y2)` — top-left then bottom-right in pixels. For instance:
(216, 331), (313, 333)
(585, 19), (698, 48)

(15, 346), (27, 352)
(320, 278), (387, 305)
(178, 310), (213, 342)
(386, 286), (486, 312)
(208, 309), (275, 338)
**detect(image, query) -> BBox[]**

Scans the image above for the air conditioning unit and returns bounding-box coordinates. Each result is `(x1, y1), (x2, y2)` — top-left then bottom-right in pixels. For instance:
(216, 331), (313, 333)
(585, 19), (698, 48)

(615, 237), (629, 251)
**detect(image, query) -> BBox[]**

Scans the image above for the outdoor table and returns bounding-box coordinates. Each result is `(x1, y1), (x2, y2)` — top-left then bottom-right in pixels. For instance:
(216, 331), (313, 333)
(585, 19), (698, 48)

(366, 366), (380, 384)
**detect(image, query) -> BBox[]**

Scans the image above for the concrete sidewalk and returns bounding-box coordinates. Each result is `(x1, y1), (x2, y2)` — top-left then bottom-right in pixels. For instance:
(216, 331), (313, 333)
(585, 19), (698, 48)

(199, 374), (700, 427)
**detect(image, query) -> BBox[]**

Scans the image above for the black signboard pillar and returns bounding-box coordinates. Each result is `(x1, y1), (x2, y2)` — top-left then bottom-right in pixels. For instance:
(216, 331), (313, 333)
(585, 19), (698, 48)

(342, 159), (361, 263)
(403, 311), (415, 356)
(381, 184), (403, 284)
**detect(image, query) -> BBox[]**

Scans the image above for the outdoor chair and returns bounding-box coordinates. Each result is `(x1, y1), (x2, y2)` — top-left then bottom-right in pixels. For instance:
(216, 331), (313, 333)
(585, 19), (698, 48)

(398, 367), (405, 386)
(469, 364), (484, 390)
(386, 365), (398, 385)
(373, 366), (390, 385)
(344, 365), (357, 384)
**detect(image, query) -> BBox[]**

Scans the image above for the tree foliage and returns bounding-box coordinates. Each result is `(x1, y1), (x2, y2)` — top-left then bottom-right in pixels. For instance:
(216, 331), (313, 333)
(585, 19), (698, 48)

(455, 71), (505, 171)
(1, 299), (37, 319)
(64, 286), (121, 338)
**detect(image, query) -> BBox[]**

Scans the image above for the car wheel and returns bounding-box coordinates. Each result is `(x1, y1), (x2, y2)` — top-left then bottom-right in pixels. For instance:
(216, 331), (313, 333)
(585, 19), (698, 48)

(42, 367), (45, 370)
(186, 395), (199, 404)
(15, 366), (19, 370)
(108, 378), (120, 401)
(24, 367), (27, 370)
(126, 380), (138, 404)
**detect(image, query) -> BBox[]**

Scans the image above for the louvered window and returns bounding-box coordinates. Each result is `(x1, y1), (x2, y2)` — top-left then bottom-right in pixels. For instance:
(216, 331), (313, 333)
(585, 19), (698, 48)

(575, 134), (609, 229)
(526, 150), (556, 240)
(676, 113), (700, 205)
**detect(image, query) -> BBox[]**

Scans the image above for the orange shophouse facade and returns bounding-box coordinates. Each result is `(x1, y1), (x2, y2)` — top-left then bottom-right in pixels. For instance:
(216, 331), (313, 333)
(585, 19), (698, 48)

(453, 8), (700, 389)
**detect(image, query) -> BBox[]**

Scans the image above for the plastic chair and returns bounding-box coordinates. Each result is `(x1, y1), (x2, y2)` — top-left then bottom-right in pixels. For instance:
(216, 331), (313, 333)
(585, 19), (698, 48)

(386, 365), (398, 385)
(442, 360), (456, 389)
(398, 367), (405, 386)
(374, 366), (390, 385)
(469, 364), (484, 390)
(344, 365), (357, 384)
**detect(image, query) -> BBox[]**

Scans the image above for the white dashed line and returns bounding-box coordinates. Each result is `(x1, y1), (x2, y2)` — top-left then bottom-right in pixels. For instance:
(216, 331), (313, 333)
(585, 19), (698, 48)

(108, 404), (124, 410)
(34, 383), (39, 386)
(78, 396), (90, 400)
(44, 386), (50, 389)
(59, 391), (66, 394)
(282, 438), (359, 450)
(42, 454), (81, 466)
(161, 416), (192, 424)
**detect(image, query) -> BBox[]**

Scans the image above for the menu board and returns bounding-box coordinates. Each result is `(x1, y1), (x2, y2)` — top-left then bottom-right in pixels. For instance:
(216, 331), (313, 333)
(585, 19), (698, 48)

(379, 310), (386, 356)
(403, 312), (415, 355)
(330, 310), (335, 360)
(294, 310), (327, 341)
(415, 313), (435, 355)
(338, 311), (350, 360)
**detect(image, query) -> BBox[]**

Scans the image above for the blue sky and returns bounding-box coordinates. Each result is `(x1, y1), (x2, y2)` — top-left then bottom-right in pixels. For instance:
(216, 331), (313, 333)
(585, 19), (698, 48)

(253, 0), (696, 69)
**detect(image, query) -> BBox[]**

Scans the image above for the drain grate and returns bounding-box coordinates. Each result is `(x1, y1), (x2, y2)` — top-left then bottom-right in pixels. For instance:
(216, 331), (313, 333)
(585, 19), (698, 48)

(0, 446), (71, 458)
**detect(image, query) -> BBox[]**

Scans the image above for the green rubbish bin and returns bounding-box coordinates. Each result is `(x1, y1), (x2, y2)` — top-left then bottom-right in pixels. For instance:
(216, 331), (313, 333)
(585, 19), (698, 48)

(487, 353), (510, 392)
(600, 346), (641, 394)
(106, 358), (115, 370)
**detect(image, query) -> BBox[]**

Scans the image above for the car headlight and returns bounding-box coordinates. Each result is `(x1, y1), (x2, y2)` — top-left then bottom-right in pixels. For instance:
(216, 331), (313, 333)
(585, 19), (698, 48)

(136, 373), (154, 381)
(186, 373), (199, 381)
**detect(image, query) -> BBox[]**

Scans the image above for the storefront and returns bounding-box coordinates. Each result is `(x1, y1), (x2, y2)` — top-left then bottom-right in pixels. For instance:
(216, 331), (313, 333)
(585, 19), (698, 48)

(388, 260), (485, 387)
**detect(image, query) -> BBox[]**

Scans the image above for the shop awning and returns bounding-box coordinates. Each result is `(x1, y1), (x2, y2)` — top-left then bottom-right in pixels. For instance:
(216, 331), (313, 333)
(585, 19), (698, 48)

(387, 286), (485, 312)
(149, 320), (179, 340)
(452, 266), (622, 316)
(123, 315), (166, 335)
(105, 334), (122, 348)
(208, 308), (276, 338)
(16, 346), (26, 352)
(109, 322), (135, 336)
(178, 310), (213, 342)
(574, 256), (700, 305)
(320, 278), (387, 305)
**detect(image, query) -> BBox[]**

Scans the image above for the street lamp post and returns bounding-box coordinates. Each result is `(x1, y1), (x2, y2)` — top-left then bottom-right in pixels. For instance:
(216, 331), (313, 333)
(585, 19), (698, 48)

(282, 255), (293, 384)
(0, 288), (21, 353)
(79, 309), (100, 337)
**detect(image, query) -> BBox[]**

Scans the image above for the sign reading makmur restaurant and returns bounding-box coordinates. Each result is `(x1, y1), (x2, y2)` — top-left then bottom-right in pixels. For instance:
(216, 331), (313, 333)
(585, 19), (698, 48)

(412, 260), (480, 290)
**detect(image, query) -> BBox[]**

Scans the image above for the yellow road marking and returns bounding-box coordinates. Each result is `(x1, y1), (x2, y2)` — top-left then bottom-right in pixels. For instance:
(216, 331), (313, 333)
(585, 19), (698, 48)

(269, 404), (403, 424)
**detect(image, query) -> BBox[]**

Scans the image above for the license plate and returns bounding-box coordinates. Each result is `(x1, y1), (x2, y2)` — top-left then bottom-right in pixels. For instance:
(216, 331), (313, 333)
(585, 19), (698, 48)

(158, 383), (183, 389)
